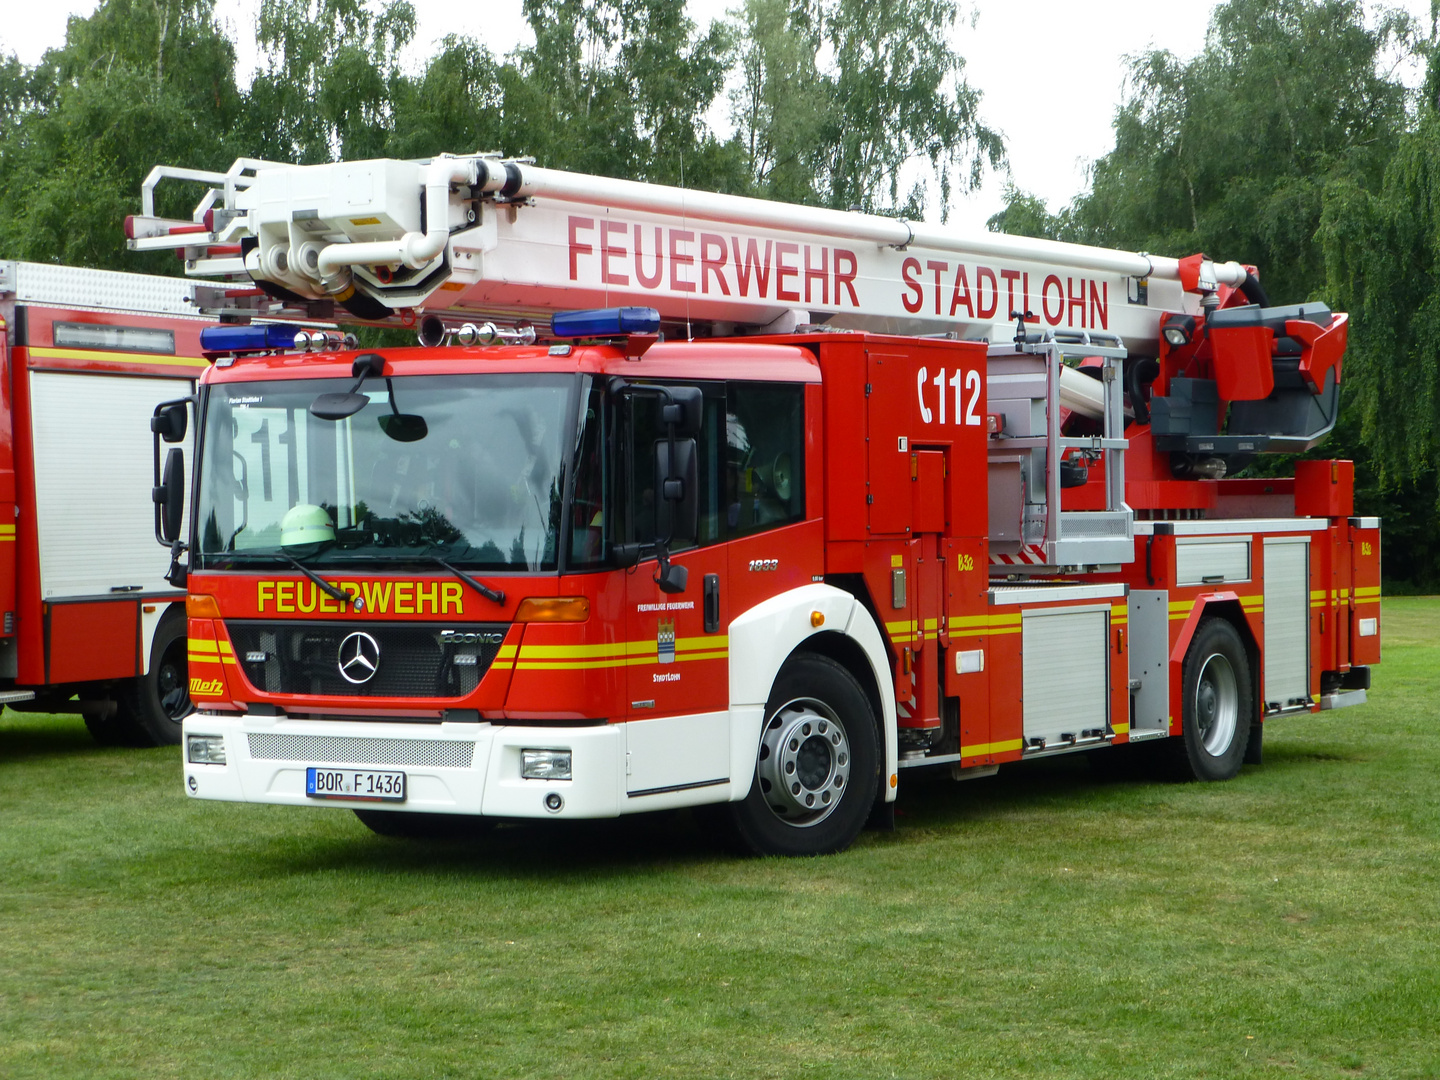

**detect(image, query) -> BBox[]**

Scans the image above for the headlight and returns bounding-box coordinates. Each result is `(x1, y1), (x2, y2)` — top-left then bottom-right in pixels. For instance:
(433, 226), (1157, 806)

(187, 734), (227, 765)
(521, 748), (572, 780)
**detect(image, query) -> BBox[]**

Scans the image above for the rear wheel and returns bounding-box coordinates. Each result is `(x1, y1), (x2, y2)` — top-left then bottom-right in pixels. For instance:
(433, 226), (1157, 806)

(1169, 617), (1253, 781)
(724, 653), (880, 857)
(353, 810), (493, 840)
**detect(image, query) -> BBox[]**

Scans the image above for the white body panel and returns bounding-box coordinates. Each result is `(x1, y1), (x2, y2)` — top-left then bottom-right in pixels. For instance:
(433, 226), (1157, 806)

(728, 583), (898, 803)
(184, 713), (744, 818)
(1263, 537), (1311, 707)
(1021, 605), (1110, 743)
(29, 371), (192, 600)
(1175, 539), (1252, 585)
(0, 260), (198, 316)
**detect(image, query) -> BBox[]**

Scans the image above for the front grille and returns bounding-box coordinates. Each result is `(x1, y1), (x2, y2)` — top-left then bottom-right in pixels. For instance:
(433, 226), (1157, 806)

(247, 732), (475, 768)
(226, 620), (507, 698)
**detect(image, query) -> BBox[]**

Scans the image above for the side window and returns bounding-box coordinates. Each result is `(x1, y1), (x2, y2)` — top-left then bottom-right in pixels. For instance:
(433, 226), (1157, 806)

(568, 388), (610, 569)
(620, 385), (723, 551)
(724, 382), (805, 538)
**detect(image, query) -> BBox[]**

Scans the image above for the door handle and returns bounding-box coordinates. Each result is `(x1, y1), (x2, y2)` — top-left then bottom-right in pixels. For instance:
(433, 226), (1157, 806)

(704, 573), (720, 634)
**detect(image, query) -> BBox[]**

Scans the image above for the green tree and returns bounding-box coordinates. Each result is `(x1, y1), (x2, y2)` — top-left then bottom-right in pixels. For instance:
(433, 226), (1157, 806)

(484, 0), (742, 190)
(985, 184), (1063, 240)
(1319, 23), (1440, 552)
(1066, 0), (1414, 304)
(243, 0), (416, 163)
(0, 0), (244, 271)
(728, 0), (1002, 217)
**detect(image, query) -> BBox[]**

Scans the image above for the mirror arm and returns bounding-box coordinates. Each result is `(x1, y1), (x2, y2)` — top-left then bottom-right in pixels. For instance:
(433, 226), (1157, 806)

(165, 541), (189, 589)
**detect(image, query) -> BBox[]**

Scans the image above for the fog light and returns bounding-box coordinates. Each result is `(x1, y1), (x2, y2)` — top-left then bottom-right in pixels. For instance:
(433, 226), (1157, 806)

(187, 734), (227, 765)
(521, 748), (572, 780)
(544, 792), (564, 812)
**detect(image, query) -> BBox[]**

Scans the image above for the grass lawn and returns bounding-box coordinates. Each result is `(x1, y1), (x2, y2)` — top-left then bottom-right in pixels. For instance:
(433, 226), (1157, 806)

(2, 598), (1438, 1079)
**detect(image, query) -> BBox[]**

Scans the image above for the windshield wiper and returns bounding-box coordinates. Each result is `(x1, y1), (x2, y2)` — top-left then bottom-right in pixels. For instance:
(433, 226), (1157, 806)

(424, 555), (505, 606)
(322, 551), (506, 606)
(225, 551), (354, 609)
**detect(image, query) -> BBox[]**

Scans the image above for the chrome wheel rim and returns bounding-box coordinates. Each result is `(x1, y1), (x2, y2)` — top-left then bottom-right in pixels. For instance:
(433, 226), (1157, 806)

(756, 697), (851, 828)
(1195, 652), (1239, 756)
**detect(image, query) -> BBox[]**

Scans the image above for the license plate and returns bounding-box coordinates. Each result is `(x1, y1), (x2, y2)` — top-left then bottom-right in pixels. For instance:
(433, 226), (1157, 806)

(306, 767), (406, 802)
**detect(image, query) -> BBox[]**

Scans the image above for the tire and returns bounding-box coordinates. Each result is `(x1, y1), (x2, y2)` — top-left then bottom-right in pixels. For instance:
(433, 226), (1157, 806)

(1168, 617), (1253, 781)
(724, 653), (880, 857)
(353, 810), (493, 840)
(116, 613), (191, 746)
(82, 702), (146, 747)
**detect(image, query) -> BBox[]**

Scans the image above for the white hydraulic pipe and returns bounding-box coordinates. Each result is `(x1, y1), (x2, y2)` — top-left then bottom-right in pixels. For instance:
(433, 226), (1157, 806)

(1058, 366), (1109, 421)
(506, 162), (1249, 288)
(315, 156), (478, 277)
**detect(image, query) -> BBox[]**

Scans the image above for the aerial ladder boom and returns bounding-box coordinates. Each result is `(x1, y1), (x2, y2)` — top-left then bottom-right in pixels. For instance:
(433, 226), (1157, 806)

(133, 153), (1349, 568)
(134, 154), (1257, 363)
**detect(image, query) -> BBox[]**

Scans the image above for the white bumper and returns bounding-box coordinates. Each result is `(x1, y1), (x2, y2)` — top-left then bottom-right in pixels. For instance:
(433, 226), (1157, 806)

(181, 712), (737, 819)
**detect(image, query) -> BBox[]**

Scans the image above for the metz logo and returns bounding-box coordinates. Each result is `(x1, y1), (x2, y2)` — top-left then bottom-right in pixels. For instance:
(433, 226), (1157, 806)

(189, 677), (225, 696)
(657, 617), (676, 664)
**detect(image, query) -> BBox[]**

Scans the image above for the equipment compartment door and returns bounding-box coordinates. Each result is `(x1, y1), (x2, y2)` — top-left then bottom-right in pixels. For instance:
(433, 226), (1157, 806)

(1263, 537), (1310, 708)
(1021, 605), (1110, 745)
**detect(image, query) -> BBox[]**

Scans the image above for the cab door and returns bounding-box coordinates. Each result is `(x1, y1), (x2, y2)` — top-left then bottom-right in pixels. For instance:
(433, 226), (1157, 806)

(620, 385), (731, 796)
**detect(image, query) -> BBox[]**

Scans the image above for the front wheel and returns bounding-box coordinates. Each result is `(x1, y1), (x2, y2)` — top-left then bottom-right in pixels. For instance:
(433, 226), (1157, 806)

(725, 653), (880, 856)
(1169, 617), (1253, 781)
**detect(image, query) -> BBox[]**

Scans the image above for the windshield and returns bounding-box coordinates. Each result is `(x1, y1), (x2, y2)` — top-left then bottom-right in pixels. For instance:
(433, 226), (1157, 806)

(194, 373), (580, 571)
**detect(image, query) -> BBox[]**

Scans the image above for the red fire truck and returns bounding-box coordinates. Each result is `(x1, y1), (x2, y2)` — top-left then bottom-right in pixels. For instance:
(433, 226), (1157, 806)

(134, 155), (1378, 854)
(0, 260), (201, 746)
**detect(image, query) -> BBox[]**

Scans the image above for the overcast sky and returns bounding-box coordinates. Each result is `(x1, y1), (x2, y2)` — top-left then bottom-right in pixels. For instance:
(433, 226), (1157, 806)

(2, 1), (1429, 231)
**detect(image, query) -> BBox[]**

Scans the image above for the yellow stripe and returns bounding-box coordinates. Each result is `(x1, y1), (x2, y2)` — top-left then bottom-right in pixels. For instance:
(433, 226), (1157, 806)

(0, 536), (14, 542)
(960, 738), (1024, 757)
(1111, 722), (1130, 734)
(188, 640), (219, 654)
(517, 636), (728, 662)
(988, 626), (1022, 635)
(28, 345), (208, 369)
(496, 644), (517, 660)
(1311, 589), (1327, 599)
(217, 640), (234, 654)
(0, 524), (15, 534)
(1354, 586), (1381, 597)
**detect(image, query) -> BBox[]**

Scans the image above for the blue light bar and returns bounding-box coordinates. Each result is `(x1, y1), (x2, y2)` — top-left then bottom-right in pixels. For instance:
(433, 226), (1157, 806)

(200, 323), (300, 354)
(550, 307), (661, 338)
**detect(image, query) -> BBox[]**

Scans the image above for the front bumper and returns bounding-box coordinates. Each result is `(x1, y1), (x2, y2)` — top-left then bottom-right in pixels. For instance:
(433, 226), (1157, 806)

(182, 712), (665, 819)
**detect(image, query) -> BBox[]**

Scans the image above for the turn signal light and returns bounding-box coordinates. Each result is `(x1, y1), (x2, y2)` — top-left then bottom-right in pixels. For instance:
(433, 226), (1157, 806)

(186, 594), (221, 618)
(515, 597), (591, 623)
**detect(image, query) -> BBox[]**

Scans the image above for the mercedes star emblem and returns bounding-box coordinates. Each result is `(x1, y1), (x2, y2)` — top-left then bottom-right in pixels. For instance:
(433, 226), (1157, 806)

(337, 631), (381, 685)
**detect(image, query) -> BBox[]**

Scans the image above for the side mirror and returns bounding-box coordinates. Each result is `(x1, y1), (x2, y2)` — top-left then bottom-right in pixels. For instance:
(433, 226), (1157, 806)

(654, 437), (698, 543)
(154, 447), (185, 545)
(150, 402), (189, 443)
(659, 386), (703, 437)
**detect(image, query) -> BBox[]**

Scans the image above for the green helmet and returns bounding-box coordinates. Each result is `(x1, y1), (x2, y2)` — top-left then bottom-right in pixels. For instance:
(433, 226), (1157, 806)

(280, 504), (335, 547)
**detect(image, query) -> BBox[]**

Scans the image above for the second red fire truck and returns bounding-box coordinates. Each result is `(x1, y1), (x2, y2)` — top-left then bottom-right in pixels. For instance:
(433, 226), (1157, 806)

(133, 154), (1378, 854)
